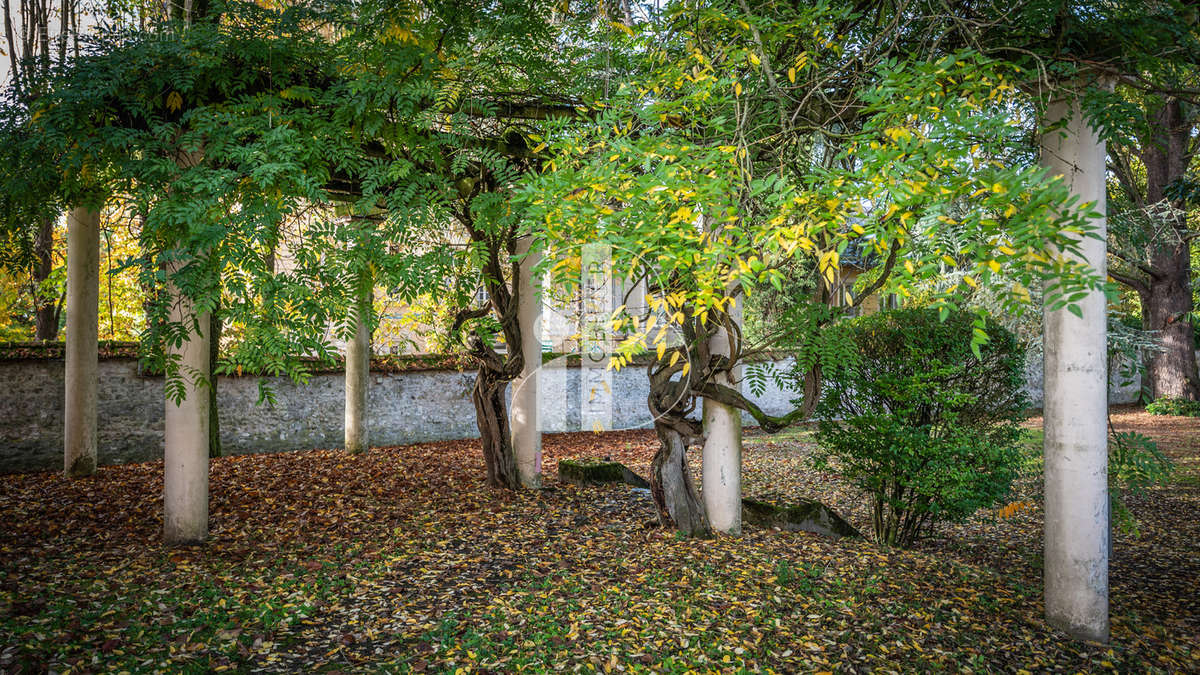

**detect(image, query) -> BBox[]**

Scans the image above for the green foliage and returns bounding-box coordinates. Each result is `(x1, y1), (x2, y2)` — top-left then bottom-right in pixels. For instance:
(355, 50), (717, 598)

(1, 0), (602, 400)
(1109, 429), (1174, 535)
(1145, 397), (1200, 417)
(814, 308), (1028, 547)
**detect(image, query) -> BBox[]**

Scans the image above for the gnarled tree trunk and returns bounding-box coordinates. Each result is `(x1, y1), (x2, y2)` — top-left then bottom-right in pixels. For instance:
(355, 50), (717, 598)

(650, 420), (710, 537)
(473, 364), (520, 489)
(647, 342), (711, 537)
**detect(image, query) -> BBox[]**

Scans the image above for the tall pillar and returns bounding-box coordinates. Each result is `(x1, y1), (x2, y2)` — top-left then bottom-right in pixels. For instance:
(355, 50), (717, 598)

(344, 274), (371, 454)
(64, 207), (101, 477)
(511, 235), (542, 488)
(163, 258), (211, 545)
(1040, 95), (1109, 643)
(702, 300), (743, 534)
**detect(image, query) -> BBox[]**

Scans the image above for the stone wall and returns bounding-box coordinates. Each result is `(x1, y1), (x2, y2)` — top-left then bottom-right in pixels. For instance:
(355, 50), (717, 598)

(0, 356), (799, 473)
(1, 348), (1170, 473)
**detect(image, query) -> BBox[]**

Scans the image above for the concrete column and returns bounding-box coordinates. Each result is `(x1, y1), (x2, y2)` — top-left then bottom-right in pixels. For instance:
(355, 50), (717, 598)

(1040, 95), (1109, 643)
(163, 258), (211, 545)
(64, 207), (101, 477)
(344, 274), (371, 454)
(511, 235), (542, 488)
(702, 300), (743, 534)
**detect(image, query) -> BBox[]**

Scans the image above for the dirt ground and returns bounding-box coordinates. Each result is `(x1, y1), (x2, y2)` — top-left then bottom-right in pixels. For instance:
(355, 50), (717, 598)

(1, 406), (1197, 672)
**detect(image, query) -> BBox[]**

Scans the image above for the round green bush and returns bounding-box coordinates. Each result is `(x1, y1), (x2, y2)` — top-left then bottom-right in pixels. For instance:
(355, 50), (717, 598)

(813, 307), (1028, 547)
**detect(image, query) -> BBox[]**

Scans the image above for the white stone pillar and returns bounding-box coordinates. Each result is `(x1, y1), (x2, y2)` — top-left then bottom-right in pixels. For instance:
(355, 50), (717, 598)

(64, 207), (101, 477)
(344, 275), (371, 454)
(702, 299), (743, 534)
(511, 235), (542, 488)
(163, 258), (211, 545)
(1040, 95), (1109, 643)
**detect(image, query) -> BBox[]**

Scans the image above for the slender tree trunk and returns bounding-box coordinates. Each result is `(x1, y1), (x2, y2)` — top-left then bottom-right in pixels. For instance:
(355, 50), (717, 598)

(1040, 94), (1110, 644)
(474, 366), (520, 489)
(33, 216), (59, 340)
(163, 257), (210, 545)
(344, 275), (371, 454)
(63, 207), (99, 477)
(650, 421), (711, 538)
(511, 236), (542, 488)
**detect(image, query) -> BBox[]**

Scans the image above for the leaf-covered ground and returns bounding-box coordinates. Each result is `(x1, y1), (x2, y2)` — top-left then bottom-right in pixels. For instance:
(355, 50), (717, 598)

(1, 407), (1197, 673)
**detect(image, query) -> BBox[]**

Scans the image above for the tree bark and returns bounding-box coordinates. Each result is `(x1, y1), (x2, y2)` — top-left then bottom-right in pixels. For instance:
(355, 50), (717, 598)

(651, 421), (711, 538)
(1040, 94), (1110, 644)
(647, 341), (711, 537)
(473, 365), (520, 489)
(63, 207), (99, 477)
(1142, 258), (1200, 400)
(33, 216), (59, 340)
(1138, 98), (1199, 401)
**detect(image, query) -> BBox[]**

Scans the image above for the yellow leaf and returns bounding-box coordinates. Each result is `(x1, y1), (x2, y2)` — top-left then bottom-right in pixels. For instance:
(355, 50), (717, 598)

(787, 67), (796, 83)
(734, 81), (743, 97)
(166, 91), (183, 112)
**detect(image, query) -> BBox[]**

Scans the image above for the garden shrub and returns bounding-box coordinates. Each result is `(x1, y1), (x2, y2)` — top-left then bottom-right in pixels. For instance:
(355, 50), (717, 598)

(1144, 397), (1200, 417)
(813, 307), (1028, 547)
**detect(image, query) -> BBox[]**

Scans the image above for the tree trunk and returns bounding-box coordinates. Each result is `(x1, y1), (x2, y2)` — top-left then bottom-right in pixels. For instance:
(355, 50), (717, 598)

(1040, 93), (1110, 644)
(33, 216), (59, 340)
(1143, 261), (1200, 400)
(1139, 97), (1199, 401)
(650, 421), (711, 538)
(473, 366), (520, 489)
